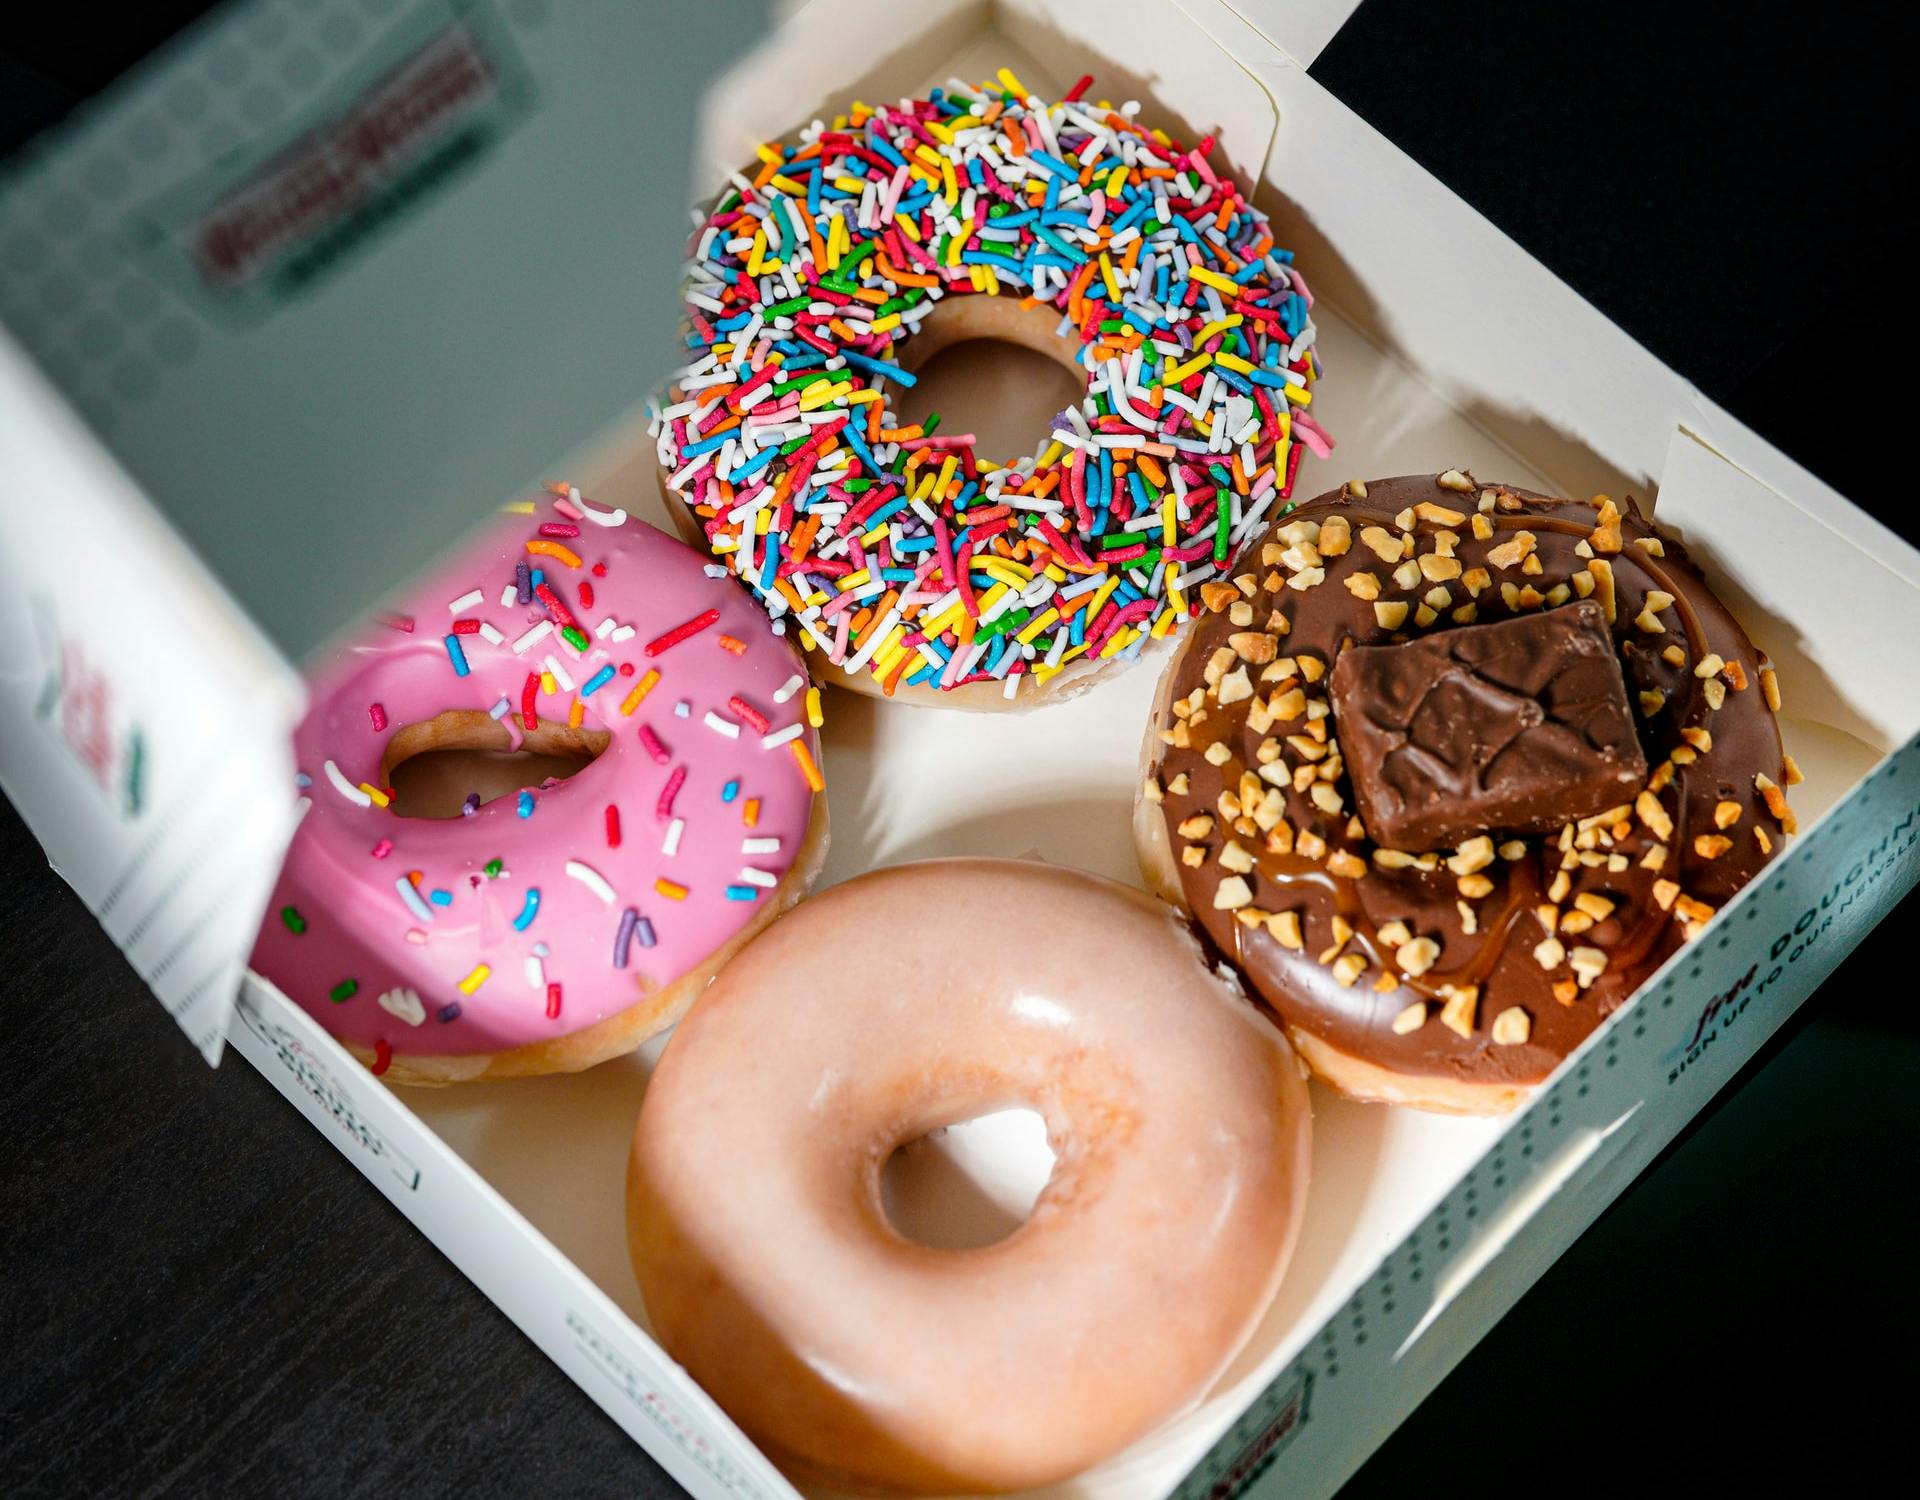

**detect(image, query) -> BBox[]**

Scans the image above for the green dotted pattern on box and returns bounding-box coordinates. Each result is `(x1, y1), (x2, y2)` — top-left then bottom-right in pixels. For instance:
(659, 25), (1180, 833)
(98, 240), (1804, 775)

(1174, 732), (1920, 1500)
(0, 0), (554, 435)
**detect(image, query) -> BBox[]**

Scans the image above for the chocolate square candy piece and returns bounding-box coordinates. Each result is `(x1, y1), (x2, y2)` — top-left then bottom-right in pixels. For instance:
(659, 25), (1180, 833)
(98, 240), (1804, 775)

(1330, 600), (1647, 853)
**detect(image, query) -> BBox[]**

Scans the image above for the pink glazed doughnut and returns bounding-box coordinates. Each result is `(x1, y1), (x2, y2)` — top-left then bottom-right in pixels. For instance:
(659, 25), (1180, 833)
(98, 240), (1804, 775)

(251, 486), (829, 1085)
(628, 858), (1311, 1494)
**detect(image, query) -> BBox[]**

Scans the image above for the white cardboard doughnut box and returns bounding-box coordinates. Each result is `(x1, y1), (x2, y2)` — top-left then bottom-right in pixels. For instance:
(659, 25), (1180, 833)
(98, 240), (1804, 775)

(3, 2), (1917, 1497)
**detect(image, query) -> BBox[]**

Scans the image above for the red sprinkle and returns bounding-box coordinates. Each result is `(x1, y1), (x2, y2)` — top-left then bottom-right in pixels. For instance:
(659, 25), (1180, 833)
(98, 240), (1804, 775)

(605, 804), (621, 847)
(539, 522), (581, 538)
(522, 672), (540, 732)
(535, 582), (578, 630)
(646, 608), (720, 657)
(578, 581), (595, 611)
(728, 695), (770, 735)
(451, 618), (482, 635)
(618, 662), (635, 676)
(371, 1039), (392, 1076)
(369, 703), (387, 732)
(546, 983), (563, 1020)
(1064, 73), (1094, 102)
(370, 838), (393, 859)
(638, 724), (670, 765)
(591, 562), (607, 577)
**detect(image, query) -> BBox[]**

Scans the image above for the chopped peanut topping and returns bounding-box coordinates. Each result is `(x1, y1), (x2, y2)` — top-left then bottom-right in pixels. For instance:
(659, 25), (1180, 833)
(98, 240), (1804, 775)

(1392, 1001), (1428, 1035)
(1491, 1007), (1532, 1046)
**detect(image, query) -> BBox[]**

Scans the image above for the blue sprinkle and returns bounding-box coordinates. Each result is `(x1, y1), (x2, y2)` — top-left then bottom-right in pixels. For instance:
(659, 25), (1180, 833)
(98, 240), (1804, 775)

(517, 790), (535, 819)
(443, 634), (470, 677)
(580, 665), (617, 697)
(725, 884), (759, 901)
(293, 772), (312, 789)
(429, 888), (453, 907)
(437, 1002), (463, 1024)
(513, 887), (541, 931)
(722, 779), (740, 803)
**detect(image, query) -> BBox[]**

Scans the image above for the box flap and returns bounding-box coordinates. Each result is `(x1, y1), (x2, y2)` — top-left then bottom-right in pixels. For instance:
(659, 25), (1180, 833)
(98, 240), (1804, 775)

(0, 0), (760, 662)
(1216, 0), (1368, 67)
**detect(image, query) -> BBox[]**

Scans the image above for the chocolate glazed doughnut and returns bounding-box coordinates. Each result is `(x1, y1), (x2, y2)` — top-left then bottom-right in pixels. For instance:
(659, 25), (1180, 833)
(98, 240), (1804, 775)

(1135, 472), (1800, 1114)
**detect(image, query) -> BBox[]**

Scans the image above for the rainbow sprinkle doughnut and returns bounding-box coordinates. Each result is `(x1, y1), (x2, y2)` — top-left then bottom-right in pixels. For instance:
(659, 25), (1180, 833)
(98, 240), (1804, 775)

(651, 69), (1331, 703)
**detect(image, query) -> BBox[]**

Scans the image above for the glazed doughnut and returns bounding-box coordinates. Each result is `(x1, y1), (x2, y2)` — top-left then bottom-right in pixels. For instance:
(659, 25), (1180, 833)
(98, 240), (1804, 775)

(1136, 473), (1795, 1114)
(628, 858), (1310, 1493)
(251, 488), (829, 1086)
(651, 68), (1330, 709)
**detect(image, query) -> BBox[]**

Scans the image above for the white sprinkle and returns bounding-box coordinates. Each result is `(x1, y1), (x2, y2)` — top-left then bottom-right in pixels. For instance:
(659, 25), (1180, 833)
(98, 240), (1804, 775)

(760, 722), (804, 749)
(564, 859), (616, 904)
(477, 622), (504, 645)
(772, 674), (804, 704)
(611, 625), (636, 643)
(323, 760), (372, 807)
(500, 584), (518, 607)
(742, 837), (781, 855)
(488, 697), (511, 720)
(704, 711), (741, 738)
(448, 588), (484, 613)
(525, 954), (545, 990)
(662, 818), (685, 857)
(394, 877), (436, 924)
(542, 654), (575, 692)
(736, 867), (779, 888)
(595, 618), (616, 639)
(511, 620), (553, 655)
(674, 700), (691, 718)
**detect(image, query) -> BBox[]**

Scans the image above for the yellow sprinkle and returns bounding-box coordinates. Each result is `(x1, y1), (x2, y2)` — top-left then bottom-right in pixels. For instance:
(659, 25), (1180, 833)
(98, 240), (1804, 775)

(358, 783), (390, 809)
(655, 878), (689, 901)
(1194, 313), (1244, 347)
(540, 672), (556, 695)
(1015, 607), (1059, 644)
(1162, 493), (1178, 546)
(1214, 350), (1255, 375)
(1099, 251), (1122, 303)
(1038, 440), (1065, 468)
(501, 500), (536, 514)
(870, 313), (901, 335)
(805, 686), (823, 728)
(621, 669), (660, 716)
(457, 964), (490, 996)
(1162, 352), (1212, 386)
(769, 173), (808, 196)
(1151, 605), (1180, 638)
(996, 65), (1029, 99)
(1283, 384), (1312, 406)
(1187, 265), (1240, 294)
(754, 142), (782, 165)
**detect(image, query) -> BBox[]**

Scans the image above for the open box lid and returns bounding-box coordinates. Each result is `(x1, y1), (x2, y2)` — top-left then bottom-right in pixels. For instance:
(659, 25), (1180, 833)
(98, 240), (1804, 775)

(0, 0), (763, 1058)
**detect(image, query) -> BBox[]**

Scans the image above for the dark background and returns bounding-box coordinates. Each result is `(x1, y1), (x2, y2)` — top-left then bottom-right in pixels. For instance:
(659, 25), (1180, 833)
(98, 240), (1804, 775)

(3, 2), (1914, 1494)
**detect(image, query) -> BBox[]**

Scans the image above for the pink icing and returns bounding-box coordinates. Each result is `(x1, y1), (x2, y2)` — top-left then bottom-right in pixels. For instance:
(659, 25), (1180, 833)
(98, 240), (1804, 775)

(251, 495), (820, 1056)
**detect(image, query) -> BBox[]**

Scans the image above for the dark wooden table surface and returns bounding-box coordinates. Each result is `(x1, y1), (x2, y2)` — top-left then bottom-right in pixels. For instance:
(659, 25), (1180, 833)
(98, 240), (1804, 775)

(4, 2), (1915, 1494)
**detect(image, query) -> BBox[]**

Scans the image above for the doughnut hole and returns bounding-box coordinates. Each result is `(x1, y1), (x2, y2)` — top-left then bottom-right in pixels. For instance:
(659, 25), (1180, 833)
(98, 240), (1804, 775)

(880, 1106), (1056, 1251)
(894, 296), (1084, 468)
(382, 709), (608, 820)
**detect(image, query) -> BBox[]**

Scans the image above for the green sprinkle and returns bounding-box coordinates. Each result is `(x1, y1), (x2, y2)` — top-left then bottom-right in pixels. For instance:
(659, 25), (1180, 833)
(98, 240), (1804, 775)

(329, 979), (359, 1004)
(561, 625), (591, 652)
(973, 606), (1030, 642)
(1214, 501), (1231, 563)
(920, 412), (941, 437)
(484, 858), (504, 878)
(1100, 531), (1150, 551)
(772, 369), (833, 395)
(280, 906), (306, 935)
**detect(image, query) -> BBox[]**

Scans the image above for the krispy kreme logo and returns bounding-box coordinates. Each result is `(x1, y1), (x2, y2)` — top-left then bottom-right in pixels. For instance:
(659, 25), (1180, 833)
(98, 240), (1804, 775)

(236, 994), (420, 1192)
(30, 597), (146, 820)
(130, 1), (532, 319)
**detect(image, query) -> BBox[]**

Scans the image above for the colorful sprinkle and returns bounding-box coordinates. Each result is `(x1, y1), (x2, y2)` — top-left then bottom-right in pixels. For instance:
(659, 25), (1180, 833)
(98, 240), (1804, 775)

(621, 668), (661, 715)
(546, 982), (563, 1019)
(704, 710), (741, 739)
(657, 765), (687, 821)
(395, 877), (436, 925)
(517, 790), (536, 818)
(721, 778), (740, 803)
(717, 634), (746, 656)
(662, 817), (684, 856)
(329, 978), (359, 1003)
(444, 634), (471, 677)
(457, 964), (491, 996)
(565, 859), (617, 904)
(773, 674), (804, 704)
(805, 687), (823, 729)
(652, 77), (1326, 696)
(646, 608), (720, 657)
(447, 588), (484, 613)
(580, 664), (617, 697)
(438, 1002), (463, 1024)
(324, 759), (372, 807)
(369, 703), (388, 732)
(725, 885), (759, 901)
(790, 739), (825, 792)
(639, 725), (671, 765)
(655, 877), (689, 901)
(280, 905), (306, 934)
(513, 887), (541, 931)
(605, 805), (622, 847)
(727, 695), (771, 734)
(371, 1039), (392, 1075)
(614, 906), (639, 968)
(371, 838), (393, 859)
